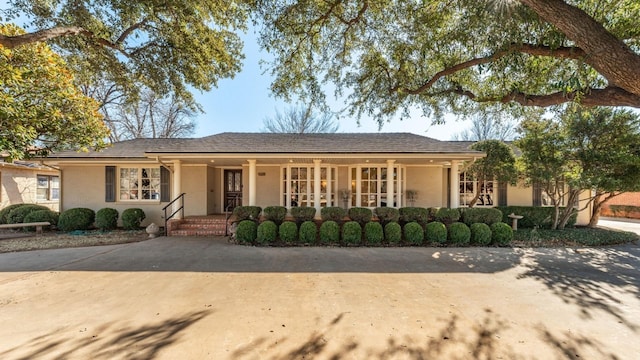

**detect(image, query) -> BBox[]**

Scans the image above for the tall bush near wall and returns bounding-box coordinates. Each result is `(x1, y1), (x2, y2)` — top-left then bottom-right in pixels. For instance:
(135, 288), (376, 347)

(0, 204), (28, 224)
(299, 221), (318, 245)
(384, 222), (402, 245)
(96, 208), (119, 230)
(58, 208), (95, 232)
(461, 208), (503, 226)
(364, 222), (384, 245)
(291, 206), (316, 225)
(23, 210), (59, 231)
(233, 206), (262, 221)
(122, 208), (146, 230)
(342, 221), (362, 245)
(425, 221), (447, 244)
(321, 207), (346, 223)
(399, 207), (429, 225)
(320, 221), (340, 245)
(374, 207), (400, 227)
(435, 208), (461, 225)
(263, 206), (287, 225)
(256, 220), (277, 245)
(279, 221), (298, 244)
(348, 207), (372, 226)
(494, 206), (577, 228)
(6, 204), (49, 224)
(236, 220), (257, 245)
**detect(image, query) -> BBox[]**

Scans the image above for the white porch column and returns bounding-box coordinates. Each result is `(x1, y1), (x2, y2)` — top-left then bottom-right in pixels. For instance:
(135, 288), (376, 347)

(450, 160), (460, 208)
(248, 159), (257, 206)
(386, 160), (395, 207)
(173, 160), (182, 219)
(313, 159), (322, 217)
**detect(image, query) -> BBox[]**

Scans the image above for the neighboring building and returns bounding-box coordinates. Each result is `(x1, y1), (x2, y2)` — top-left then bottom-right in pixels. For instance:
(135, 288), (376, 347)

(601, 192), (640, 220)
(0, 160), (60, 211)
(43, 132), (592, 227)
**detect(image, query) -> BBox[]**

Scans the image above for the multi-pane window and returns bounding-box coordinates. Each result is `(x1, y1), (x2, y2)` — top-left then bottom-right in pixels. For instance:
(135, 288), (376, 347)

(37, 175), (59, 201)
(119, 167), (161, 200)
(350, 166), (401, 208)
(282, 165), (336, 208)
(459, 172), (495, 207)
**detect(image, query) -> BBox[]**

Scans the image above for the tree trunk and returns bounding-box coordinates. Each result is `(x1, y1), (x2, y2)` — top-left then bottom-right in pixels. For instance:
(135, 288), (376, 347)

(588, 193), (603, 228)
(557, 190), (580, 230)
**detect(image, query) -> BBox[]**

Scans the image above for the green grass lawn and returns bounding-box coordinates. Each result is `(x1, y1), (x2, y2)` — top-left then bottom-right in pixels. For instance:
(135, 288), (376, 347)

(512, 227), (639, 247)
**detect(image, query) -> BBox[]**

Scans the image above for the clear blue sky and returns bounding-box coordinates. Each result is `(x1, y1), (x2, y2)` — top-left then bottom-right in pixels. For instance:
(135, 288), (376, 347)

(192, 29), (467, 139)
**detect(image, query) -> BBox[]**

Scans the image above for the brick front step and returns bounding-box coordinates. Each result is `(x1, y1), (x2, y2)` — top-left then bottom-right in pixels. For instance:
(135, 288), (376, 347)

(167, 216), (232, 236)
(170, 229), (227, 236)
(176, 223), (228, 229)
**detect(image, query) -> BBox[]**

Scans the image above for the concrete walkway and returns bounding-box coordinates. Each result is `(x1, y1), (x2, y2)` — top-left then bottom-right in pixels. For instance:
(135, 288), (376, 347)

(598, 216), (640, 235)
(0, 237), (638, 359)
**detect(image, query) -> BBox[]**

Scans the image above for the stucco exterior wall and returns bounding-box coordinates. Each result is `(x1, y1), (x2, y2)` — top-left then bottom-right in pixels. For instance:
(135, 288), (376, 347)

(405, 166), (445, 208)
(181, 165), (208, 217)
(255, 166), (281, 208)
(506, 182), (533, 206)
(0, 165), (59, 211)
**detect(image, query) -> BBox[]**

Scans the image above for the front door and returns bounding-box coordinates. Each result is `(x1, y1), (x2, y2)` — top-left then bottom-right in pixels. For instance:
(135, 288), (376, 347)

(224, 170), (242, 212)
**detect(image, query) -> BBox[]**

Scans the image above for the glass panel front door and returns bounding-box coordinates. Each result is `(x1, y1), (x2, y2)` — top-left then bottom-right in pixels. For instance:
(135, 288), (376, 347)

(224, 170), (242, 211)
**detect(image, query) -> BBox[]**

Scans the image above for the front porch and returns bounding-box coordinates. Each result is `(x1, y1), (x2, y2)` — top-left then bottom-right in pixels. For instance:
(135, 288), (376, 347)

(167, 215), (232, 237)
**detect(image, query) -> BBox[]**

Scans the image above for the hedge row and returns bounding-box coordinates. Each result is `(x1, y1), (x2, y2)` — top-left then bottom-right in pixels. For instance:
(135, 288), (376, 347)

(495, 206), (577, 229)
(234, 219), (513, 247)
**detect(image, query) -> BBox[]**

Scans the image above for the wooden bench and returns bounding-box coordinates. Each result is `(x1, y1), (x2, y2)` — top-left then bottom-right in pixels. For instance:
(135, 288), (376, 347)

(0, 222), (51, 235)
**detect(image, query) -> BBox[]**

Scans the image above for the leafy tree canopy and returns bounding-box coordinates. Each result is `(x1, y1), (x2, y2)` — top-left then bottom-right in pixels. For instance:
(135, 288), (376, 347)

(0, 24), (109, 159)
(256, 0), (640, 127)
(1, 0), (252, 104)
(466, 140), (517, 207)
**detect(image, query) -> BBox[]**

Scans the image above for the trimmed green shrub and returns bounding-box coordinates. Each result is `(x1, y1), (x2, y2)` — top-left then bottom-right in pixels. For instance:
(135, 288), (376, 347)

(342, 221), (362, 245)
(427, 207), (439, 222)
(399, 207), (429, 225)
(348, 207), (372, 226)
(320, 220), (340, 244)
(263, 206), (287, 225)
(404, 222), (424, 245)
(0, 204), (28, 224)
(256, 220), (277, 245)
(491, 222), (513, 246)
(384, 222), (402, 245)
(279, 221), (298, 244)
(448, 222), (471, 246)
(58, 208), (95, 232)
(299, 221), (317, 244)
(291, 206), (316, 224)
(374, 207), (400, 226)
(494, 206), (577, 229)
(470, 223), (492, 246)
(364, 221), (384, 245)
(435, 208), (461, 225)
(23, 210), (59, 231)
(122, 208), (146, 230)
(233, 206), (262, 221)
(7, 204), (49, 224)
(236, 220), (257, 244)
(461, 208), (503, 226)
(425, 221), (447, 244)
(95, 208), (119, 231)
(321, 207), (346, 223)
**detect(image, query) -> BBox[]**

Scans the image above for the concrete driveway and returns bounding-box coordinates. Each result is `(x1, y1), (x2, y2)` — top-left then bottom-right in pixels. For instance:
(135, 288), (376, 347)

(0, 236), (638, 360)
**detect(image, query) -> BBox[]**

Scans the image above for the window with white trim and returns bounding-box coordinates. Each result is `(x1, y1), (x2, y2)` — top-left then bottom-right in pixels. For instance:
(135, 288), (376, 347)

(282, 165), (336, 208)
(349, 165), (402, 208)
(119, 167), (161, 201)
(37, 175), (59, 201)
(459, 172), (495, 207)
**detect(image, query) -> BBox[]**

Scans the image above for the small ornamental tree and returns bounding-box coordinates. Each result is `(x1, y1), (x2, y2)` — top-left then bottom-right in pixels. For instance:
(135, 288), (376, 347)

(466, 140), (517, 207)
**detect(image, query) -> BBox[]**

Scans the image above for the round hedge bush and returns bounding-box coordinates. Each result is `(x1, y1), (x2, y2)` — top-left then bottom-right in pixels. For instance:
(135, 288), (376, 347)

(425, 221), (447, 244)
(263, 206), (287, 225)
(364, 221), (384, 245)
(256, 220), (278, 245)
(279, 221), (298, 244)
(384, 222), (402, 244)
(404, 222), (424, 245)
(319, 220), (340, 244)
(321, 207), (346, 223)
(470, 223), (492, 246)
(342, 221), (362, 245)
(58, 208), (95, 232)
(0, 204), (28, 224)
(491, 222), (513, 246)
(299, 221), (317, 244)
(348, 207), (372, 226)
(95, 208), (119, 231)
(236, 220), (257, 244)
(448, 222), (471, 246)
(122, 208), (146, 230)
(435, 208), (461, 225)
(7, 204), (49, 224)
(23, 210), (59, 231)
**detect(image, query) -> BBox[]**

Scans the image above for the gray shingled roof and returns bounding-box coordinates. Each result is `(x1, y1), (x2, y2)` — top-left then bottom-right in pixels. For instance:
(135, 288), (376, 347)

(48, 132), (479, 158)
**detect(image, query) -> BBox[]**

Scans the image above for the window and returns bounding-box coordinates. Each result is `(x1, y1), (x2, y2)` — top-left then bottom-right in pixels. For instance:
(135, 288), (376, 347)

(349, 165), (402, 208)
(37, 175), (60, 201)
(459, 172), (495, 207)
(282, 165), (336, 208)
(534, 181), (566, 207)
(119, 167), (161, 201)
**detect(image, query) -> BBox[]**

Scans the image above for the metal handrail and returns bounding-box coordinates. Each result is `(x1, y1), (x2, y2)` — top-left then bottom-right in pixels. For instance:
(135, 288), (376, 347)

(224, 194), (240, 236)
(163, 193), (186, 236)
